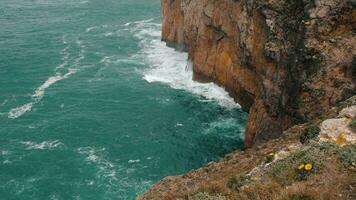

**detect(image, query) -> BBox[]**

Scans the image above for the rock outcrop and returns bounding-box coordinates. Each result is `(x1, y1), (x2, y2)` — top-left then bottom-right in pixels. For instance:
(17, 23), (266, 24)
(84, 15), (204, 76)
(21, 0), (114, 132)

(161, 0), (356, 146)
(319, 105), (356, 145)
(138, 96), (356, 200)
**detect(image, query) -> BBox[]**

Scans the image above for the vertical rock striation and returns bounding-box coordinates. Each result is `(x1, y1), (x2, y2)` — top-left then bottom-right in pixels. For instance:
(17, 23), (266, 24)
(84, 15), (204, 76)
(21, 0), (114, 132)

(161, 0), (355, 146)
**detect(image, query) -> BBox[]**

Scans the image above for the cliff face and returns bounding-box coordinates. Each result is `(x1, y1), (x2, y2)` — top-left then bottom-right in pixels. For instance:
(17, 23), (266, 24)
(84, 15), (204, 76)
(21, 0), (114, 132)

(161, 0), (355, 146)
(138, 96), (356, 200)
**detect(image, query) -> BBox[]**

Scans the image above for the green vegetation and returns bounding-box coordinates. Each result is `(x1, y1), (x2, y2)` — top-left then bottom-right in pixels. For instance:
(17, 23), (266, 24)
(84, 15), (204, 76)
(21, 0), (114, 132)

(226, 174), (250, 191)
(283, 194), (313, 200)
(188, 192), (227, 200)
(338, 144), (356, 167)
(349, 119), (356, 132)
(180, 143), (355, 200)
(300, 125), (320, 144)
(266, 152), (275, 163)
(267, 142), (356, 185)
(268, 145), (326, 185)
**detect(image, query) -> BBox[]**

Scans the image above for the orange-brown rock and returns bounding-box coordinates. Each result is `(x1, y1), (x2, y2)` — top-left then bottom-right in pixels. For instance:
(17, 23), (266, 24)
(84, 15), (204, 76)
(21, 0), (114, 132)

(161, 0), (355, 147)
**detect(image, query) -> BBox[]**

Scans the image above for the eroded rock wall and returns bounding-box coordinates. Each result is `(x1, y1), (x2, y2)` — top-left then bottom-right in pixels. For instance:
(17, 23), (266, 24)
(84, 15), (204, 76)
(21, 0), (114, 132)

(161, 0), (355, 146)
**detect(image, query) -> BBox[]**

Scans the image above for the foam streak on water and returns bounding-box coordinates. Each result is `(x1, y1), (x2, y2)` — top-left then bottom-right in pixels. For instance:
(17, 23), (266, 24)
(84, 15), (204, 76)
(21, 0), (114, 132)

(1, 1), (246, 198)
(20, 140), (64, 150)
(8, 36), (85, 119)
(131, 20), (239, 109)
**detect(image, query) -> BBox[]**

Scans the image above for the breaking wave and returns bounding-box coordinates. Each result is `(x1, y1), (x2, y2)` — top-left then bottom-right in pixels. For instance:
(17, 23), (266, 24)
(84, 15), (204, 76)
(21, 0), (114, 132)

(131, 19), (239, 109)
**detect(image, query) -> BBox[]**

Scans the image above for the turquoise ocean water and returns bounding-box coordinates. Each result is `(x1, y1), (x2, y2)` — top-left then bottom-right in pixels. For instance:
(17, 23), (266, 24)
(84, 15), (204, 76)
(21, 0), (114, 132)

(0, 0), (247, 199)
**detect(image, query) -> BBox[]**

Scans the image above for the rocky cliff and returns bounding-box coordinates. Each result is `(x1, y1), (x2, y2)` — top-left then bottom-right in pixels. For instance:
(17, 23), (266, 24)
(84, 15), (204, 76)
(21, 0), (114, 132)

(161, 0), (355, 147)
(137, 1), (356, 199)
(138, 97), (356, 199)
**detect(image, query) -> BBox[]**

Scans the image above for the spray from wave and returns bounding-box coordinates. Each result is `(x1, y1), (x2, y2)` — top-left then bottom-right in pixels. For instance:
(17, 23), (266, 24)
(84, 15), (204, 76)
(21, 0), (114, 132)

(131, 19), (239, 109)
(8, 35), (85, 119)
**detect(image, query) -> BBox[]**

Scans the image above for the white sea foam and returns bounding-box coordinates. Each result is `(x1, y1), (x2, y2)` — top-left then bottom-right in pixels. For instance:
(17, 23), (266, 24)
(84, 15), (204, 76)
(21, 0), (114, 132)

(8, 36), (85, 119)
(128, 159), (140, 163)
(3, 160), (11, 164)
(133, 20), (239, 109)
(1, 99), (8, 106)
(8, 103), (33, 119)
(32, 75), (63, 99)
(86, 26), (96, 32)
(78, 147), (117, 180)
(100, 56), (143, 67)
(203, 118), (245, 139)
(132, 21), (161, 39)
(1, 150), (10, 155)
(20, 140), (64, 150)
(104, 32), (114, 37)
(56, 35), (71, 70)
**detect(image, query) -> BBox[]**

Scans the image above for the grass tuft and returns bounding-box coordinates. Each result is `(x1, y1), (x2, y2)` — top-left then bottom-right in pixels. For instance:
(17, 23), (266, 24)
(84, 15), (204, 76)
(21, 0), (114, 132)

(300, 125), (320, 144)
(337, 144), (356, 167)
(267, 145), (328, 185)
(349, 119), (356, 132)
(282, 194), (313, 200)
(187, 192), (227, 200)
(226, 174), (250, 191)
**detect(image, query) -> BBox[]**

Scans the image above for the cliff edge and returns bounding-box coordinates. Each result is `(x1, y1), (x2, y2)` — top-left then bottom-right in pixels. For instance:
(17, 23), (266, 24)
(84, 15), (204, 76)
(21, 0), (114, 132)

(138, 0), (355, 199)
(138, 96), (356, 200)
(161, 0), (355, 146)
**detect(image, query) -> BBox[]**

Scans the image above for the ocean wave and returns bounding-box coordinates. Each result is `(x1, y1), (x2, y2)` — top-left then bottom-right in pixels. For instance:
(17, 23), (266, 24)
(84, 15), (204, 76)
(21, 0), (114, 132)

(20, 140), (64, 150)
(132, 17), (157, 24)
(203, 118), (245, 139)
(8, 35), (85, 119)
(132, 20), (239, 109)
(100, 56), (143, 66)
(77, 147), (152, 196)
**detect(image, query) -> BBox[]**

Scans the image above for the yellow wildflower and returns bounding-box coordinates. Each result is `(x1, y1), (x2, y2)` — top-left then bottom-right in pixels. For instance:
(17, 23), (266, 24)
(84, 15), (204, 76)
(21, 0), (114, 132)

(298, 163), (305, 170)
(304, 163), (313, 171)
(268, 152), (275, 157)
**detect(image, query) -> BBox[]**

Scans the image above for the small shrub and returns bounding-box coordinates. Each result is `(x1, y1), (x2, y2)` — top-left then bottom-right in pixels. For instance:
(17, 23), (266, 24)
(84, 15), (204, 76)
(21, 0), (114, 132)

(349, 119), (356, 132)
(188, 192), (227, 200)
(226, 174), (250, 191)
(338, 144), (356, 167)
(283, 194), (313, 200)
(237, 181), (281, 200)
(316, 141), (337, 152)
(300, 125), (320, 144)
(266, 152), (276, 163)
(295, 163), (314, 180)
(268, 146), (325, 185)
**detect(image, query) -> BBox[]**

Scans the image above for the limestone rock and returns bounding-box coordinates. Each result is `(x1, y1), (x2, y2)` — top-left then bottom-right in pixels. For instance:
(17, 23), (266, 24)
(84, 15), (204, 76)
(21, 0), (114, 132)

(319, 106), (356, 145)
(339, 105), (356, 118)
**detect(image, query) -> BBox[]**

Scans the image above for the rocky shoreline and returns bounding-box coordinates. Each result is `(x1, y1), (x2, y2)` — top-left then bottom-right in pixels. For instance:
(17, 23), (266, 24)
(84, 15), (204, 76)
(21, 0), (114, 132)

(160, 0), (355, 146)
(138, 0), (355, 199)
(138, 96), (356, 199)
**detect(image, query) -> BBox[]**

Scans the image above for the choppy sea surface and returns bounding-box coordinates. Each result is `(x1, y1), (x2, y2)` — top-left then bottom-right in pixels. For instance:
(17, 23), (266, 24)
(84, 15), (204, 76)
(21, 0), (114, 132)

(0, 0), (247, 199)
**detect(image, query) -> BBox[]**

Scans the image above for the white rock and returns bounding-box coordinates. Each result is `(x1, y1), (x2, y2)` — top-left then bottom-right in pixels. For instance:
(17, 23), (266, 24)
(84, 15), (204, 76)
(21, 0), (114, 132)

(339, 105), (356, 118)
(319, 117), (355, 145)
